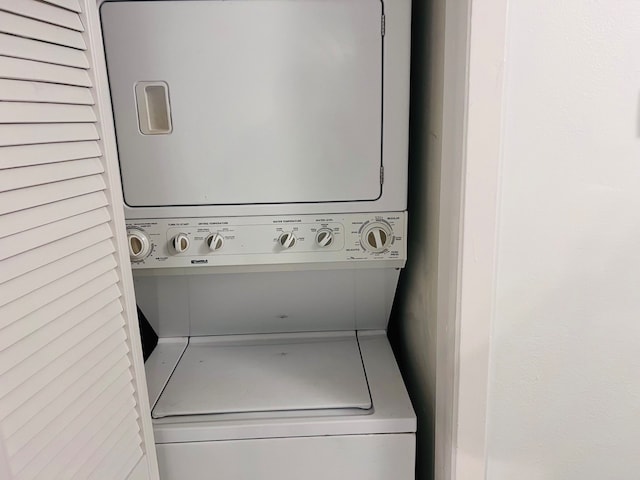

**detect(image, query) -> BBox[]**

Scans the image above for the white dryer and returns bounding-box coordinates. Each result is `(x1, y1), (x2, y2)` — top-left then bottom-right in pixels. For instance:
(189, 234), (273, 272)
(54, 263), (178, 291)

(100, 0), (415, 478)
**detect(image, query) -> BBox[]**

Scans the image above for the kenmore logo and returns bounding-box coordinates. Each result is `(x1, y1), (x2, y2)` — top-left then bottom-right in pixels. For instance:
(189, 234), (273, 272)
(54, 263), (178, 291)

(191, 259), (208, 264)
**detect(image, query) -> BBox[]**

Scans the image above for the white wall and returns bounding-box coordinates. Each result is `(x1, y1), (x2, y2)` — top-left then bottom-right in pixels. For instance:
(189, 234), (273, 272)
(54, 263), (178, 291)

(486, 1), (640, 479)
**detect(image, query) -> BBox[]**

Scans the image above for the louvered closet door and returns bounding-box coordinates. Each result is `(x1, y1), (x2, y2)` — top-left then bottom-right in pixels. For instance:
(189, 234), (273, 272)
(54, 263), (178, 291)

(0, 1), (159, 479)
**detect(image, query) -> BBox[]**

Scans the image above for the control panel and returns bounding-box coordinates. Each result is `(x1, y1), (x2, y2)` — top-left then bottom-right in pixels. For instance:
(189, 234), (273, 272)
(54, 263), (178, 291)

(125, 212), (406, 269)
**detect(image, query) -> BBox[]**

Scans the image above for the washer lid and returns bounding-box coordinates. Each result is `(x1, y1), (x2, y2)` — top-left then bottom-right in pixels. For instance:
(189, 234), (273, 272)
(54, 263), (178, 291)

(152, 333), (372, 418)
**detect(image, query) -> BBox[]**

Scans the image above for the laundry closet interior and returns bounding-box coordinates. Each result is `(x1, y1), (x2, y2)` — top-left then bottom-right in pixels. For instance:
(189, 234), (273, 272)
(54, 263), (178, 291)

(0, 0), (443, 478)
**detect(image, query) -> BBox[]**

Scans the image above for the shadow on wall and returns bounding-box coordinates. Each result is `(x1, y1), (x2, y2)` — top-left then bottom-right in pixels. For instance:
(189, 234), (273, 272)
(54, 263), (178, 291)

(388, 0), (443, 479)
(637, 92), (640, 138)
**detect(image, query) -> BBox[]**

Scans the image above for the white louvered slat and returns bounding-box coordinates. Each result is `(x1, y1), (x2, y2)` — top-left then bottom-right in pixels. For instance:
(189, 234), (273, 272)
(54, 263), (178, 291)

(19, 385), (135, 480)
(39, 0), (82, 14)
(0, 326), (126, 420)
(0, 238), (113, 306)
(0, 206), (110, 262)
(0, 295), (122, 392)
(14, 390), (137, 479)
(0, 80), (94, 106)
(0, 191), (107, 240)
(0, 33), (89, 68)
(1, 159), (101, 197)
(72, 412), (141, 480)
(86, 429), (142, 480)
(0, 0), (84, 31)
(2, 316), (127, 438)
(0, 141), (100, 169)
(0, 238), (114, 307)
(60, 408), (139, 480)
(0, 217), (110, 278)
(0, 0), (157, 478)
(0, 175), (105, 216)
(0, 255), (116, 328)
(5, 355), (132, 452)
(0, 277), (120, 377)
(0, 175), (105, 218)
(11, 371), (135, 480)
(0, 223), (111, 284)
(49, 394), (136, 480)
(0, 283), (121, 381)
(0, 56), (91, 86)
(0, 123), (98, 147)
(0, 328), (127, 431)
(0, 11), (86, 50)
(0, 269), (118, 349)
(5, 337), (130, 457)
(0, 158), (103, 193)
(0, 102), (96, 123)
(111, 448), (147, 480)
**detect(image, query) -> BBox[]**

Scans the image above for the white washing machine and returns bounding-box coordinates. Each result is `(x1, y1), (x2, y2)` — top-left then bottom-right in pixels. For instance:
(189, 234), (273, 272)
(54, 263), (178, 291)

(100, 0), (415, 478)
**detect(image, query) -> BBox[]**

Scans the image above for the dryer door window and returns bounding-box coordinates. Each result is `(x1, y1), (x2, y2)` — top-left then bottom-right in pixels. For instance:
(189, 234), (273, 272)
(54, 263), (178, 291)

(101, 0), (383, 207)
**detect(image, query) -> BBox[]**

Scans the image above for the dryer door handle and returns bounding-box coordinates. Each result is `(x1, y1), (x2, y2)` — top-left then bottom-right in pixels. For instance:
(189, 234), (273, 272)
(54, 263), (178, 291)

(135, 81), (173, 135)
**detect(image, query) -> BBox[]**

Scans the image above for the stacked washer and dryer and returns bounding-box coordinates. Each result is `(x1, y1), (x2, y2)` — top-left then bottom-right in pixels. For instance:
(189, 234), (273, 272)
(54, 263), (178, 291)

(100, 0), (415, 478)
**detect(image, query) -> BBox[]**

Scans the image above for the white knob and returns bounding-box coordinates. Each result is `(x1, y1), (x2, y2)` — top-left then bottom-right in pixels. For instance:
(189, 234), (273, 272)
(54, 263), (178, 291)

(361, 223), (393, 253)
(172, 233), (190, 253)
(206, 233), (224, 251)
(315, 229), (334, 247)
(278, 232), (297, 249)
(127, 229), (152, 261)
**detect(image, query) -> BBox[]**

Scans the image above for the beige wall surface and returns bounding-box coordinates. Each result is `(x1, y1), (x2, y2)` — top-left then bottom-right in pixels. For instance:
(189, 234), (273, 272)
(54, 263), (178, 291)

(486, 2), (640, 479)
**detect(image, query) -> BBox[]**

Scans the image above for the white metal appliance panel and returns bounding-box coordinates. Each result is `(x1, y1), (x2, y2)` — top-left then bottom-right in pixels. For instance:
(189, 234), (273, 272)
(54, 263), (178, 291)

(125, 212), (407, 270)
(149, 332), (416, 443)
(133, 268), (401, 337)
(152, 333), (371, 418)
(144, 338), (188, 410)
(101, 0), (383, 207)
(185, 269), (359, 336)
(156, 433), (415, 480)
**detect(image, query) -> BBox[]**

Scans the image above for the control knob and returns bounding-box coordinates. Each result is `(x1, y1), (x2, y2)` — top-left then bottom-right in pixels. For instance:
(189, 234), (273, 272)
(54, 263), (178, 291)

(315, 229), (334, 247)
(278, 232), (297, 249)
(171, 233), (190, 253)
(127, 229), (152, 261)
(206, 233), (224, 251)
(361, 222), (393, 253)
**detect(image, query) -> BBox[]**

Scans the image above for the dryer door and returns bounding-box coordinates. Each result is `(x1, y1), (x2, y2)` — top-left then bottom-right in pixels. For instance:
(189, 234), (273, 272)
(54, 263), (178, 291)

(101, 0), (383, 207)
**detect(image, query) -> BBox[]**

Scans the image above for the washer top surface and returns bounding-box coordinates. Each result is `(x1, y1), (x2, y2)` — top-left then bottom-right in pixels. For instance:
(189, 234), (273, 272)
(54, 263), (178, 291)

(152, 332), (372, 418)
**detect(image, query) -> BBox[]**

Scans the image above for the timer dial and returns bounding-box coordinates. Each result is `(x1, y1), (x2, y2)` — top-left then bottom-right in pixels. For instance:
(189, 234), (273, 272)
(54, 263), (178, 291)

(278, 232), (297, 249)
(127, 229), (152, 261)
(171, 233), (190, 253)
(361, 222), (393, 253)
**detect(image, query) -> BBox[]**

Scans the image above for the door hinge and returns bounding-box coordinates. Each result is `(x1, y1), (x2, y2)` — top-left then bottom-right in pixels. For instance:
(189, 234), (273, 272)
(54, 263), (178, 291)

(381, 14), (386, 37)
(380, 165), (384, 185)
